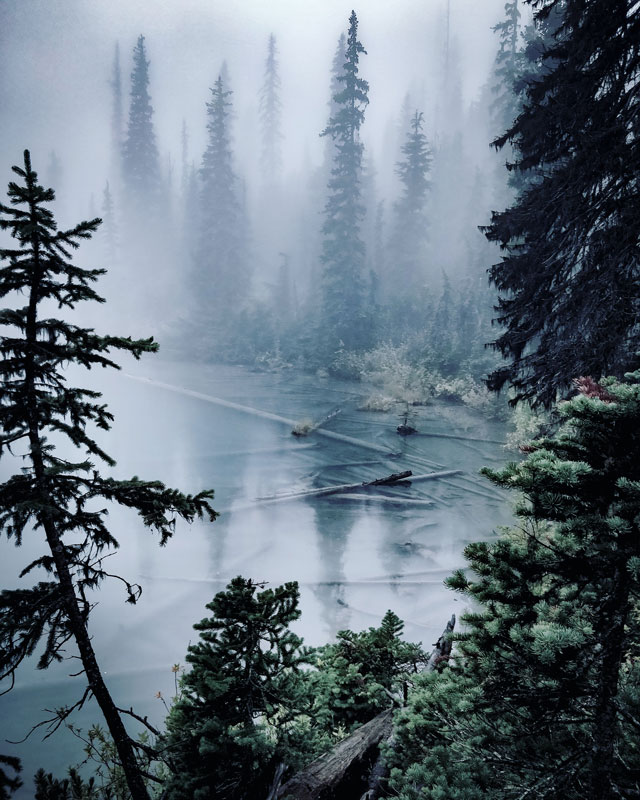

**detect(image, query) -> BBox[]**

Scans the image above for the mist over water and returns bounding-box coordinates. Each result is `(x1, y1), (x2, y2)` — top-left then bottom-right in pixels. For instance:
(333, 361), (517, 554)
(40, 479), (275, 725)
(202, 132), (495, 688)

(0, 0), (521, 793)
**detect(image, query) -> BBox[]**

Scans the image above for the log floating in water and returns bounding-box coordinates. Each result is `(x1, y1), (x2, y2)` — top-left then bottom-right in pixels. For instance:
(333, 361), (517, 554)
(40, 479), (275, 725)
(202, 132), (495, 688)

(292, 408), (342, 436)
(123, 374), (399, 456)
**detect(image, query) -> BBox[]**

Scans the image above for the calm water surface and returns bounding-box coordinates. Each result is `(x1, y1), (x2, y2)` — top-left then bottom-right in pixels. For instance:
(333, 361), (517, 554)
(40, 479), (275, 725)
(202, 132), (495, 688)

(1, 360), (514, 794)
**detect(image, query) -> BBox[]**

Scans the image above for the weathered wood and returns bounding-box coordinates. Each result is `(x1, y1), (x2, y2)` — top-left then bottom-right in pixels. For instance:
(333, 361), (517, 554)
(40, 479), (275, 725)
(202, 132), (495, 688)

(292, 408), (342, 436)
(277, 711), (394, 800)
(279, 616), (456, 800)
(365, 470), (412, 485)
(124, 375), (398, 456)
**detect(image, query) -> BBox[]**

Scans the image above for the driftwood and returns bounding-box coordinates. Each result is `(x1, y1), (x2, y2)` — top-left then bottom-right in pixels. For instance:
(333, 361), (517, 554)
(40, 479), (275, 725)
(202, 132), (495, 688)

(365, 470), (412, 485)
(292, 408), (342, 437)
(277, 711), (394, 800)
(277, 616), (456, 800)
(124, 375), (399, 456)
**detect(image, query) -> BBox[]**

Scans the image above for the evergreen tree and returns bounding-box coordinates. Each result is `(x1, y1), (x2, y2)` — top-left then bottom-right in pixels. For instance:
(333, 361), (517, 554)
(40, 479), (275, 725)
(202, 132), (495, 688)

(309, 610), (426, 734)
(388, 373), (640, 799)
(0, 151), (216, 800)
(109, 42), (123, 185)
(485, 0), (640, 406)
(319, 11), (369, 354)
(121, 35), (162, 215)
(388, 111), (432, 294)
(101, 181), (118, 265)
(322, 33), (347, 174)
(164, 577), (309, 800)
(259, 34), (283, 186)
(193, 74), (250, 351)
(491, 1), (522, 139)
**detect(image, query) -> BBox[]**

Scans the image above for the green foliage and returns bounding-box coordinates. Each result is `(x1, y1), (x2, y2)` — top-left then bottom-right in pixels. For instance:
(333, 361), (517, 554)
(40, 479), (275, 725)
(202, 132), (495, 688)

(0, 151), (216, 800)
(388, 373), (640, 799)
(486, 0), (640, 406)
(163, 577), (311, 800)
(308, 610), (426, 734)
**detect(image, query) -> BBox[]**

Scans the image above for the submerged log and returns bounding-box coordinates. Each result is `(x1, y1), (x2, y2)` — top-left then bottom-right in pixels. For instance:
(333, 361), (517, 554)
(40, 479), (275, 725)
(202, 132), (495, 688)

(279, 616), (456, 800)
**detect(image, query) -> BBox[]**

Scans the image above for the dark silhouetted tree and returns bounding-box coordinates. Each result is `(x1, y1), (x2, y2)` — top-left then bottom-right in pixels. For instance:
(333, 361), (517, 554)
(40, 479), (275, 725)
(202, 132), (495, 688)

(485, 0), (640, 406)
(0, 151), (216, 800)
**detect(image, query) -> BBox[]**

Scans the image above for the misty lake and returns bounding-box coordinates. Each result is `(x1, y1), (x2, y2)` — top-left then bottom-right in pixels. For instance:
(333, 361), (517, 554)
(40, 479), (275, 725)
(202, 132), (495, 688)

(0, 360), (514, 794)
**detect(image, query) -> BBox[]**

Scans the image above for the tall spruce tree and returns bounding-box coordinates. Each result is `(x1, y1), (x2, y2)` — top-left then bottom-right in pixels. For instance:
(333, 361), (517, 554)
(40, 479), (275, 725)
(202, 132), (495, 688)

(0, 152), (216, 800)
(319, 11), (369, 353)
(193, 75), (250, 351)
(121, 35), (162, 215)
(388, 111), (432, 294)
(485, 0), (640, 407)
(259, 34), (283, 186)
(388, 373), (640, 799)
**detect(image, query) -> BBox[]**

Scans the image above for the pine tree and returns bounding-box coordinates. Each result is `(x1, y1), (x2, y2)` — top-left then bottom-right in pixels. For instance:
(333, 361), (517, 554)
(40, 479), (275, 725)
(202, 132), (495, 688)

(388, 111), (432, 294)
(485, 0), (640, 407)
(319, 11), (369, 354)
(193, 75), (250, 350)
(388, 373), (640, 799)
(259, 34), (283, 186)
(164, 577), (309, 800)
(121, 35), (162, 215)
(0, 756), (21, 800)
(0, 151), (216, 800)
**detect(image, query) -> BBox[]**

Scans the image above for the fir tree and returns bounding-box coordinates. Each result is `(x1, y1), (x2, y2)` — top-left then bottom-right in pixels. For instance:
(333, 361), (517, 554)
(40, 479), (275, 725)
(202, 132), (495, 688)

(491, 0), (522, 138)
(259, 34), (283, 186)
(485, 0), (640, 406)
(389, 373), (640, 799)
(388, 111), (432, 294)
(121, 35), (161, 214)
(193, 74), (250, 349)
(164, 577), (309, 800)
(0, 151), (216, 800)
(319, 11), (369, 354)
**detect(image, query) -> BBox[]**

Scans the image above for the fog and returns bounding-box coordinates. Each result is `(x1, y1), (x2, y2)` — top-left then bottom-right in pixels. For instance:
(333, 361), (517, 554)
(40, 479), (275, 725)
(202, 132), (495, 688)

(0, 0), (524, 791)
(0, 0), (514, 331)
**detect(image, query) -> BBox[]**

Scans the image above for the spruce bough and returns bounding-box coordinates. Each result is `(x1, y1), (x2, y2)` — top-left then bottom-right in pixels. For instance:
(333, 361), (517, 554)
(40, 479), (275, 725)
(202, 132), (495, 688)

(0, 151), (217, 800)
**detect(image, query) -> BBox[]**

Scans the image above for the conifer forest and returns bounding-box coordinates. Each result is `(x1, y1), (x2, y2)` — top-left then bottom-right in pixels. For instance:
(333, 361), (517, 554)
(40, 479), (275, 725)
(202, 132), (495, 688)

(1, 1), (639, 798)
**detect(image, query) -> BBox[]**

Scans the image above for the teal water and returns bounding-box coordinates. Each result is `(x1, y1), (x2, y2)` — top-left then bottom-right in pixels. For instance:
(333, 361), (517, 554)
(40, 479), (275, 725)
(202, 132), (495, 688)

(0, 360), (513, 796)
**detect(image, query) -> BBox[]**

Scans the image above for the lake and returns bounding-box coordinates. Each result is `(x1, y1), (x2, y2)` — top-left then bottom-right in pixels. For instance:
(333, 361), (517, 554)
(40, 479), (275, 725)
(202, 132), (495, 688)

(0, 360), (514, 795)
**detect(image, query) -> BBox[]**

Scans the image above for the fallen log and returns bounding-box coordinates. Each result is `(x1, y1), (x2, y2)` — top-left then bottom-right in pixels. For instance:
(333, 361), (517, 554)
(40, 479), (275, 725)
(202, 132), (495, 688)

(292, 408), (342, 437)
(365, 470), (412, 485)
(278, 616), (456, 800)
(277, 711), (394, 800)
(123, 374), (399, 456)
